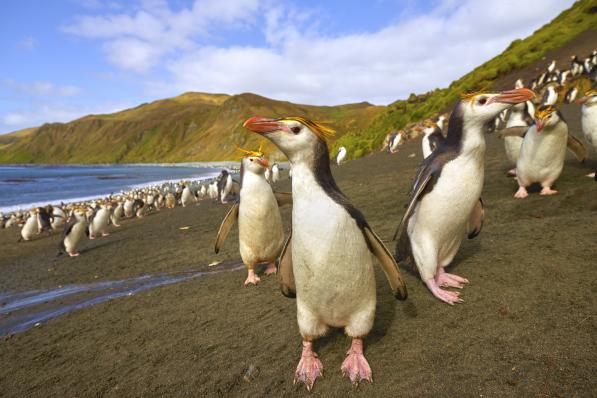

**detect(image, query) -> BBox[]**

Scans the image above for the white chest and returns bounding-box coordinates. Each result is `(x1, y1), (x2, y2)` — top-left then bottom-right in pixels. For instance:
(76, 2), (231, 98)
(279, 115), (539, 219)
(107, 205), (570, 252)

(581, 106), (597, 149)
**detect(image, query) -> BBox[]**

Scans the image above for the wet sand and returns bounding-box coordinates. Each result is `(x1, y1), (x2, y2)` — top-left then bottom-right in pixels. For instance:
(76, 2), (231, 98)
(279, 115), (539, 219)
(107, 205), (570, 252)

(0, 105), (596, 397)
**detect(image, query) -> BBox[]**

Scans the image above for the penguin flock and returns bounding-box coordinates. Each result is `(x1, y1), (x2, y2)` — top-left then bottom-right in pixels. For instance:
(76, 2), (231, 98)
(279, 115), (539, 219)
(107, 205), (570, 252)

(1, 46), (595, 392)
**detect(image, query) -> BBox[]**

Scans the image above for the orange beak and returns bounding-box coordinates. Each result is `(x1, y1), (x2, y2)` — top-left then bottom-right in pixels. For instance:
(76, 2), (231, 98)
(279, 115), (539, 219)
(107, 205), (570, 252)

(487, 88), (536, 105)
(256, 158), (269, 168)
(536, 119), (544, 133)
(576, 96), (589, 104)
(243, 117), (289, 134)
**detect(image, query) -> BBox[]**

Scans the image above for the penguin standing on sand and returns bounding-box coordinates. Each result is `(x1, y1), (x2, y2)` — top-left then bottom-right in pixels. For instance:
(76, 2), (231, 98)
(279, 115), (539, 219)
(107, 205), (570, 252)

(577, 89), (597, 179)
(89, 201), (111, 239)
(51, 206), (66, 229)
(111, 201), (124, 227)
(514, 105), (569, 198)
(336, 146), (347, 165)
(394, 88), (535, 304)
(421, 121), (445, 159)
(388, 131), (405, 154)
(124, 197), (134, 218)
(244, 116), (407, 390)
(58, 208), (88, 257)
(500, 101), (534, 176)
(181, 182), (194, 207)
(271, 163), (280, 183)
(214, 148), (290, 286)
(20, 209), (39, 241)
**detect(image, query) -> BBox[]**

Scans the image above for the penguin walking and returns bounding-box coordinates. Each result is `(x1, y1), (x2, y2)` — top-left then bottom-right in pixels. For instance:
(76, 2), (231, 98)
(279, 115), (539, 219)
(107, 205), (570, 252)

(336, 146), (347, 165)
(89, 201), (111, 238)
(214, 148), (289, 286)
(514, 105), (569, 198)
(58, 208), (88, 257)
(542, 85), (558, 106)
(244, 116), (407, 389)
(394, 88), (535, 304)
(421, 121), (445, 159)
(20, 209), (39, 241)
(500, 101), (534, 176)
(388, 131), (404, 154)
(565, 87), (578, 103)
(578, 89), (597, 179)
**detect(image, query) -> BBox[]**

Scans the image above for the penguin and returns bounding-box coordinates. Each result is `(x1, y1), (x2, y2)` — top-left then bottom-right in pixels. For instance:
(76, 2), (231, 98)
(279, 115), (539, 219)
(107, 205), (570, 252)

(181, 182), (194, 207)
(20, 209), (39, 241)
(51, 206), (66, 229)
(133, 199), (145, 218)
(214, 149), (289, 286)
(577, 89), (597, 179)
(542, 85), (558, 106)
(111, 201), (124, 226)
(421, 121), (445, 159)
(565, 87), (578, 103)
(271, 163), (280, 183)
(88, 201), (111, 238)
(37, 206), (53, 234)
(514, 105), (568, 198)
(336, 146), (347, 165)
(436, 114), (447, 132)
(264, 166), (271, 182)
(243, 116), (407, 389)
(165, 192), (176, 208)
(123, 198), (134, 218)
(58, 208), (88, 257)
(388, 131), (404, 154)
(559, 70), (570, 86)
(547, 60), (556, 73)
(514, 78), (524, 89)
(200, 184), (207, 198)
(500, 101), (534, 176)
(394, 88), (535, 304)
(221, 174), (233, 204)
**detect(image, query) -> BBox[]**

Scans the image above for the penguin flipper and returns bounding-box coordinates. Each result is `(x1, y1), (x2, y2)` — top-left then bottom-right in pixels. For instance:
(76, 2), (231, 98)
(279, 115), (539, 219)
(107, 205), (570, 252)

(566, 133), (587, 162)
(214, 202), (239, 254)
(277, 230), (295, 298)
(274, 191), (293, 206)
(467, 198), (484, 239)
(497, 126), (528, 139)
(363, 227), (407, 300)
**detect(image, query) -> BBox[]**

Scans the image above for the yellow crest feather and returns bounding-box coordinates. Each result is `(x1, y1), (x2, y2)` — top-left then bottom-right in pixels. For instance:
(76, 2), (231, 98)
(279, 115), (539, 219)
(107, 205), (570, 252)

(282, 116), (335, 142)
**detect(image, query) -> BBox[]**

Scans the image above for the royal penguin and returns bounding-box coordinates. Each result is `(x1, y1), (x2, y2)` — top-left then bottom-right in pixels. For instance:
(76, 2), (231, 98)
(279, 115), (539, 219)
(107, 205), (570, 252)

(547, 60), (556, 73)
(88, 201), (111, 239)
(51, 206), (66, 229)
(214, 148), (290, 286)
(271, 163), (280, 183)
(499, 101), (534, 176)
(394, 88), (535, 304)
(388, 131), (405, 154)
(181, 182), (194, 207)
(243, 116), (407, 389)
(111, 201), (124, 227)
(124, 198), (134, 218)
(514, 105), (569, 198)
(336, 146), (347, 165)
(578, 89), (597, 179)
(221, 174), (233, 203)
(542, 85), (558, 106)
(20, 209), (39, 241)
(421, 121), (445, 159)
(58, 208), (88, 257)
(565, 87), (578, 103)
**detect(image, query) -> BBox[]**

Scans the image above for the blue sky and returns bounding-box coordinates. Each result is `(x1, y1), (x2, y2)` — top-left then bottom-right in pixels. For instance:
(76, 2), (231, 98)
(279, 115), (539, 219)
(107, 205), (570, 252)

(0, 0), (575, 134)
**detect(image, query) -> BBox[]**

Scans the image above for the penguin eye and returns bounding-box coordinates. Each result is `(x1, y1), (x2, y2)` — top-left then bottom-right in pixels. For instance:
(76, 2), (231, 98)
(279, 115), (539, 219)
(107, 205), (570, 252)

(291, 126), (302, 134)
(477, 97), (487, 105)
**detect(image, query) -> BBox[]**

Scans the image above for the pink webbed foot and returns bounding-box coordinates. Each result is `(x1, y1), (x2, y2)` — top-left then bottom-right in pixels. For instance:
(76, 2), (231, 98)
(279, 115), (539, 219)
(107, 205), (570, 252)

(295, 341), (323, 391)
(425, 278), (463, 305)
(586, 172), (596, 179)
(435, 268), (469, 289)
(68, 252), (80, 257)
(514, 186), (528, 199)
(540, 186), (558, 195)
(341, 339), (372, 385)
(102, 232), (110, 237)
(506, 168), (517, 177)
(113, 223), (121, 227)
(244, 269), (261, 286)
(264, 262), (277, 275)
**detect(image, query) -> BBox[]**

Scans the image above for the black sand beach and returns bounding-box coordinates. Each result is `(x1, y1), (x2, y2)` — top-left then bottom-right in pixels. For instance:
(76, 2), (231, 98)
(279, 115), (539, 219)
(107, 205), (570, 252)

(0, 105), (596, 397)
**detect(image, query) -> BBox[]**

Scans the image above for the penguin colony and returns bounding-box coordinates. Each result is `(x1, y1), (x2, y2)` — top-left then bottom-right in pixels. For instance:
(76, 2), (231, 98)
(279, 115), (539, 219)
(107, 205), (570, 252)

(1, 49), (595, 392)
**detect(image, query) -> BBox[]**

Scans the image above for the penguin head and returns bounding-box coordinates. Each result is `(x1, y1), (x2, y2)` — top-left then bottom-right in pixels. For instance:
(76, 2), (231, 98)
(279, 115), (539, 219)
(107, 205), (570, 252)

(459, 88), (535, 127)
(243, 116), (334, 162)
(242, 156), (269, 175)
(577, 89), (597, 106)
(534, 105), (561, 133)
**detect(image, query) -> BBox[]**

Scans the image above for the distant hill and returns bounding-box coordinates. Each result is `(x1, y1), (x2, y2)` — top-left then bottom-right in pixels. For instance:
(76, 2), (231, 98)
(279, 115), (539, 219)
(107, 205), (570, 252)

(1, 0), (596, 164)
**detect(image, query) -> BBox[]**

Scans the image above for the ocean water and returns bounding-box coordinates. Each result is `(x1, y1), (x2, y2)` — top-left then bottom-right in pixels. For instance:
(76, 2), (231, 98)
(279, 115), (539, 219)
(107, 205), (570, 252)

(0, 164), (224, 212)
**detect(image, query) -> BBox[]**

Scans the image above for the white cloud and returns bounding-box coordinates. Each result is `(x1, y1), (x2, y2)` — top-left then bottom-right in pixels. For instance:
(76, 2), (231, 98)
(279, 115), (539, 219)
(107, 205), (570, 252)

(0, 101), (131, 133)
(2, 80), (80, 97)
(59, 0), (578, 107)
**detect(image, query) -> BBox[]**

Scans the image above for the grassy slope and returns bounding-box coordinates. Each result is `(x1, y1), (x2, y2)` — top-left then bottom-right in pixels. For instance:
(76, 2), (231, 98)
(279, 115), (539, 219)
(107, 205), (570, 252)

(0, 0), (595, 164)
(332, 0), (597, 158)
